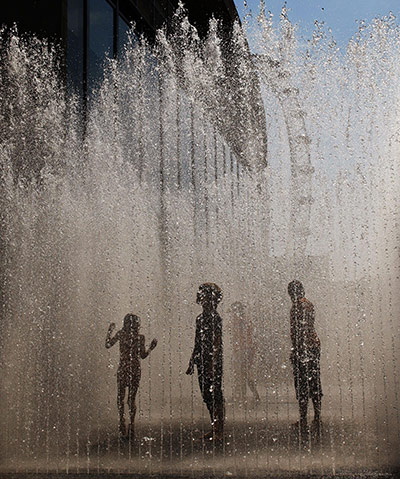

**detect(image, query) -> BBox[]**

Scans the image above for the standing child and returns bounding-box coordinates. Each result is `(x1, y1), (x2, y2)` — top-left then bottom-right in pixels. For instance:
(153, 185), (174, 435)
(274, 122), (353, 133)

(287, 280), (322, 438)
(230, 301), (260, 402)
(106, 314), (157, 438)
(186, 283), (224, 441)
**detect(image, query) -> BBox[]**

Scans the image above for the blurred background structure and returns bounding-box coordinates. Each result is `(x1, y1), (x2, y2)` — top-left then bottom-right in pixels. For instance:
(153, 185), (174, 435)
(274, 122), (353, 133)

(2, 0), (268, 171)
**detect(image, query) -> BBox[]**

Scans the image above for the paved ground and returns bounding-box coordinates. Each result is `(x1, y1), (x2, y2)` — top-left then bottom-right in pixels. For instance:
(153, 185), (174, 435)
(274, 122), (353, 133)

(1, 416), (399, 478)
(0, 471), (399, 479)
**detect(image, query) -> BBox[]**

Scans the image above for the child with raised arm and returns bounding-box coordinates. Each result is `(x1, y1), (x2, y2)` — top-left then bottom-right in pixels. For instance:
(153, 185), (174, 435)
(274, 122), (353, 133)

(106, 314), (157, 438)
(186, 283), (224, 441)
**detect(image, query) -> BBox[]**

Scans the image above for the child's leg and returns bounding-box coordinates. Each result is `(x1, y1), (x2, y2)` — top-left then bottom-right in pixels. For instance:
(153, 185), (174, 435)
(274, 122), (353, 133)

(202, 387), (224, 438)
(127, 382), (139, 435)
(311, 364), (322, 423)
(210, 371), (224, 438)
(117, 381), (126, 435)
(213, 387), (224, 438)
(199, 366), (224, 439)
(240, 365), (247, 400)
(299, 395), (308, 429)
(248, 377), (260, 401)
(294, 362), (308, 430)
(312, 396), (321, 422)
(198, 371), (217, 430)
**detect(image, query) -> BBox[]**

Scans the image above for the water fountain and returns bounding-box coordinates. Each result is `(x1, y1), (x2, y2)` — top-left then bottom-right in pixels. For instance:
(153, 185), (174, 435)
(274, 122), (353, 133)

(0, 3), (399, 477)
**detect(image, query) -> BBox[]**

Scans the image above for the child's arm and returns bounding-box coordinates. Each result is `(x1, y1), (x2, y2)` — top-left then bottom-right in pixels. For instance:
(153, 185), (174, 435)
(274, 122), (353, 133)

(212, 316), (223, 367)
(289, 307), (298, 362)
(186, 356), (195, 375)
(105, 323), (119, 348)
(139, 335), (157, 359)
(186, 317), (200, 375)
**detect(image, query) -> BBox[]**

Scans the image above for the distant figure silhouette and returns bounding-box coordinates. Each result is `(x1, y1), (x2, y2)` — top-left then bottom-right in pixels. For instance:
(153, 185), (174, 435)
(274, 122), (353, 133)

(106, 314), (157, 438)
(186, 283), (224, 442)
(288, 280), (322, 437)
(230, 301), (260, 402)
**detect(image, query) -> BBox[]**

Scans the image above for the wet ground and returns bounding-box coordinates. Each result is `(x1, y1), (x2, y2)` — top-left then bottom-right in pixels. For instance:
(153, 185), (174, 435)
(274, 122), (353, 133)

(0, 473), (399, 479)
(1, 416), (399, 479)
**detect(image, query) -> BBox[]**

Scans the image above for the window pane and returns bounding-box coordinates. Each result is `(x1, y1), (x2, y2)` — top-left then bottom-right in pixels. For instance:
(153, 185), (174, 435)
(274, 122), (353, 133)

(88, 0), (114, 93)
(118, 16), (131, 55)
(67, 0), (84, 98)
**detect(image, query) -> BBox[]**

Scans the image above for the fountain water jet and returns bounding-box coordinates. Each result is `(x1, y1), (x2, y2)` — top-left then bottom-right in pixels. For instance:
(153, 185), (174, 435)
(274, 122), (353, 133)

(0, 4), (400, 477)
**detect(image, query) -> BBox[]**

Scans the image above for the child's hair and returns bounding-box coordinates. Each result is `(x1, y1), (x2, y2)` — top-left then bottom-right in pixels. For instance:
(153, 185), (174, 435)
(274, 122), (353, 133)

(197, 283), (223, 305)
(288, 280), (305, 299)
(123, 313), (140, 330)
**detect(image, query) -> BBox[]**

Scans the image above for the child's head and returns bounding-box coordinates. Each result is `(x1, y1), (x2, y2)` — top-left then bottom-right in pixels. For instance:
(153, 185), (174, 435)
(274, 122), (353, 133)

(230, 301), (246, 320)
(288, 280), (305, 301)
(123, 313), (140, 332)
(196, 283), (223, 309)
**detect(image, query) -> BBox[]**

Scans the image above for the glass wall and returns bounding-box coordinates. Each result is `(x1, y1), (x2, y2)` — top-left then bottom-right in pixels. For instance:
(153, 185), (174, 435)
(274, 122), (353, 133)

(118, 15), (131, 54)
(67, 0), (84, 99)
(67, 0), (136, 100)
(88, 0), (114, 93)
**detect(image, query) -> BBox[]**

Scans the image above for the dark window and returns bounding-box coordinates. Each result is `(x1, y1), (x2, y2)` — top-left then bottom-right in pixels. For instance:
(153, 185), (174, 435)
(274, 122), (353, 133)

(67, 0), (84, 99)
(118, 15), (131, 55)
(88, 0), (114, 93)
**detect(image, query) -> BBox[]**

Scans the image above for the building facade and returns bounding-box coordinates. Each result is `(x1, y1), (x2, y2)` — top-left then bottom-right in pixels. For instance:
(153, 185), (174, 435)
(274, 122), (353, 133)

(2, 0), (267, 172)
